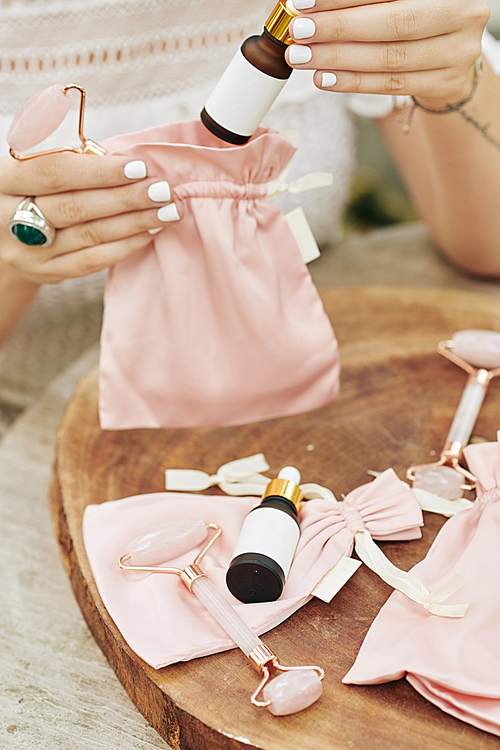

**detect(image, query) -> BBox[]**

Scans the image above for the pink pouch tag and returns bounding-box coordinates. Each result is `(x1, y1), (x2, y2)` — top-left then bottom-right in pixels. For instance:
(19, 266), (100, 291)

(98, 120), (339, 429)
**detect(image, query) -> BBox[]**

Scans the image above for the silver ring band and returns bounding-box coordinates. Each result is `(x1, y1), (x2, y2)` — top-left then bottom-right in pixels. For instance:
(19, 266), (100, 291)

(7, 197), (56, 247)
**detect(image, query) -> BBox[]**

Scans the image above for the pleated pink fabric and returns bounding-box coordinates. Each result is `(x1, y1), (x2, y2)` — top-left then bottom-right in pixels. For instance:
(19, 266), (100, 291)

(98, 120), (339, 429)
(344, 437), (500, 737)
(82, 469), (422, 669)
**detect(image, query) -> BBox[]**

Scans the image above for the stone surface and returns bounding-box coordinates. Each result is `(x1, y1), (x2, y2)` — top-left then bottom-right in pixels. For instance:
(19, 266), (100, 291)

(127, 517), (208, 566)
(452, 329), (500, 370)
(412, 464), (465, 500)
(7, 84), (73, 152)
(263, 669), (323, 716)
(0, 347), (171, 749)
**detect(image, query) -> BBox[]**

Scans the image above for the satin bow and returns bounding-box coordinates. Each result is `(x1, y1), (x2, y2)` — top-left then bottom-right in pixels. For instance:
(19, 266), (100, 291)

(464, 429), (500, 498)
(297, 469), (468, 617)
(167, 456), (469, 618)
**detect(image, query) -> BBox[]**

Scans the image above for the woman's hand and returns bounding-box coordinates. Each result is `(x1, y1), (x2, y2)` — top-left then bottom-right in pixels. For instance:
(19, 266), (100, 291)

(0, 151), (183, 285)
(287, 0), (490, 108)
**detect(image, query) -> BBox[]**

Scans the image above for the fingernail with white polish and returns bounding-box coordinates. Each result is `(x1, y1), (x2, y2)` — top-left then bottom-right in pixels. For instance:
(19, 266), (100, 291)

(148, 227), (163, 235)
(321, 72), (338, 88)
(293, 0), (316, 8)
(148, 181), (172, 202)
(157, 203), (181, 223)
(288, 44), (312, 65)
(293, 17), (316, 40)
(124, 160), (147, 179)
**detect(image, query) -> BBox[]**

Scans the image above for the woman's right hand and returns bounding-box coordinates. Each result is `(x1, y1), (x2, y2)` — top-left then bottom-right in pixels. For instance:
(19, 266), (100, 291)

(0, 151), (183, 285)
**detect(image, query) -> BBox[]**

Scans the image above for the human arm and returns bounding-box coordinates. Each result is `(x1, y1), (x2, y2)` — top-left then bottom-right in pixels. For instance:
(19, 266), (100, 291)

(286, 0), (500, 276)
(0, 151), (182, 344)
(375, 55), (500, 276)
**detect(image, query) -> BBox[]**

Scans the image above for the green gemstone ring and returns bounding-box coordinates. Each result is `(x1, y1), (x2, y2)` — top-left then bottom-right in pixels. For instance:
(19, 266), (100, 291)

(7, 197), (56, 247)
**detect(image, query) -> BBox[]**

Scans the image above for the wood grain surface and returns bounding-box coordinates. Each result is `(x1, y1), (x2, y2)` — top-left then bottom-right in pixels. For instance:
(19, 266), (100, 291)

(50, 287), (500, 750)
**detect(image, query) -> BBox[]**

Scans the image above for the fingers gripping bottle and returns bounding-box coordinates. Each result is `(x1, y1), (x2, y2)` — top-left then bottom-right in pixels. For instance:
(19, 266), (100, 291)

(226, 467), (302, 603)
(200, 1), (297, 144)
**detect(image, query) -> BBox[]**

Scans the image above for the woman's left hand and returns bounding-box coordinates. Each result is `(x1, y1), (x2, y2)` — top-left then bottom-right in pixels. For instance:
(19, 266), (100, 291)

(286, 0), (490, 108)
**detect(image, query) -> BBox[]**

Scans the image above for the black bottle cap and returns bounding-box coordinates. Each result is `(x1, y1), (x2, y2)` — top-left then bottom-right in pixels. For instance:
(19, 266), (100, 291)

(226, 552), (285, 603)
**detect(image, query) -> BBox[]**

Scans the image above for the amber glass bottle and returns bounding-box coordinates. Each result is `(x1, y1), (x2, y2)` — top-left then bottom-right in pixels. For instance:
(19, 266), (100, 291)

(201, 1), (296, 144)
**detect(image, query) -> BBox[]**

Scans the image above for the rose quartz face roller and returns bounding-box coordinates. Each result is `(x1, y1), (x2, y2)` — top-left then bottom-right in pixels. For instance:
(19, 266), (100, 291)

(119, 518), (324, 715)
(7, 83), (105, 160)
(407, 329), (500, 497)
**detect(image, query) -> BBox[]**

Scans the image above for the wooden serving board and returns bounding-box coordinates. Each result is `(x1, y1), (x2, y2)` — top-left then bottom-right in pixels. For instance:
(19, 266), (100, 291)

(50, 287), (500, 750)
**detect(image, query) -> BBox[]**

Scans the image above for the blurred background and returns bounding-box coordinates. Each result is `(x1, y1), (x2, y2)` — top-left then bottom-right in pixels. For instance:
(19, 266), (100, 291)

(490, 0), (500, 30)
(344, 2), (500, 233)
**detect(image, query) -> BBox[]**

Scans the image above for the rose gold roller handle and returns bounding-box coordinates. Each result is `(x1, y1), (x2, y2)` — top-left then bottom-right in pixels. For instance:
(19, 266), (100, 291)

(119, 519), (324, 714)
(441, 370), (489, 460)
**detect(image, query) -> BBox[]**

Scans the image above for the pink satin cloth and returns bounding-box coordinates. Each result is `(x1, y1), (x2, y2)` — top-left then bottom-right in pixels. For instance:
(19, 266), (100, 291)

(98, 120), (339, 429)
(344, 438), (500, 737)
(82, 469), (422, 669)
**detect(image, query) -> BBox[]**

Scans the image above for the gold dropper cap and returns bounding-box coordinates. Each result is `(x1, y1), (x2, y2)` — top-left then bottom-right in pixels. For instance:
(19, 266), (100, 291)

(264, 0), (297, 45)
(262, 477), (303, 509)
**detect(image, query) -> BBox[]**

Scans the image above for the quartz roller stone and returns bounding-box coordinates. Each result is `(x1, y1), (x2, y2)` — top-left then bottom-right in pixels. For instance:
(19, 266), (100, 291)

(410, 329), (500, 498)
(7, 84), (73, 152)
(412, 464), (465, 500)
(263, 669), (323, 716)
(444, 329), (500, 452)
(125, 518), (208, 566)
(183, 576), (323, 714)
(452, 329), (500, 370)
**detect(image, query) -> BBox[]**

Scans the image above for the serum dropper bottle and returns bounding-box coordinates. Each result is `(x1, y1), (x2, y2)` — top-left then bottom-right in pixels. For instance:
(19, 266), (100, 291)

(226, 466), (303, 603)
(201, 1), (297, 144)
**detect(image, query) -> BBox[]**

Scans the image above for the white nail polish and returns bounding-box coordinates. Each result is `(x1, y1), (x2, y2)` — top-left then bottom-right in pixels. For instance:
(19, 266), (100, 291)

(321, 72), (338, 88)
(148, 227), (163, 235)
(148, 181), (172, 202)
(157, 203), (180, 223)
(288, 44), (312, 65)
(293, 0), (316, 8)
(124, 160), (147, 179)
(292, 18), (316, 40)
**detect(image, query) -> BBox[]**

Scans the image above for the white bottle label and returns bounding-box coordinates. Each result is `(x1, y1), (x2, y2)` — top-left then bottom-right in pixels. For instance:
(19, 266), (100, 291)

(204, 49), (288, 138)
(231, 506), (300, 578)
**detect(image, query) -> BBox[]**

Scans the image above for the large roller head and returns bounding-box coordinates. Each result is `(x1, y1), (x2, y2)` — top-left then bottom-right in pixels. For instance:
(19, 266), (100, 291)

(452, 330), (500, 370)
(125, 518), (209, 566)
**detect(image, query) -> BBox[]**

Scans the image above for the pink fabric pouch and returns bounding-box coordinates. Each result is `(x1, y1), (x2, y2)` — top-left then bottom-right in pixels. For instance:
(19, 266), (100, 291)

(82, 468), (424, 669)
(344, 435), (500, 737)
(98, 120), (339, 429)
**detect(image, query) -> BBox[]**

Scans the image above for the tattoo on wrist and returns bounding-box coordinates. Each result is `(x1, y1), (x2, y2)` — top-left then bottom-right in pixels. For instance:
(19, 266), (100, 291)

(402, 57), (500, 153)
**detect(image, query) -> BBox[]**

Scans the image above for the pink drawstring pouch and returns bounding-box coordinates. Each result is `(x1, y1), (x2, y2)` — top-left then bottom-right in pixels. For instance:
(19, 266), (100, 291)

(98, 120), (339, 429)
(83, 465), (431, 670)
(344, 434), (500, 737)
